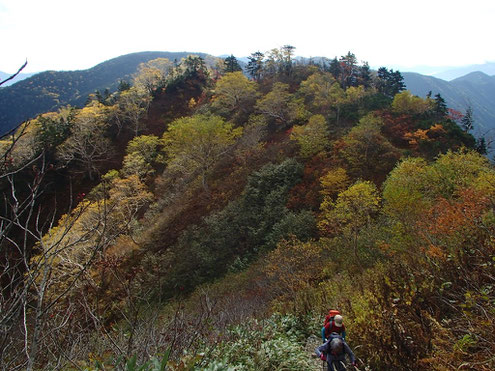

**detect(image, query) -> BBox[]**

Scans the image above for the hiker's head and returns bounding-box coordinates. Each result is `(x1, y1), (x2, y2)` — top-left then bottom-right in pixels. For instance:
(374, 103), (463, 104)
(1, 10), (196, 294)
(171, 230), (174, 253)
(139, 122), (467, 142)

(334, 314), (343, 327)
(330, 337), (344, 355)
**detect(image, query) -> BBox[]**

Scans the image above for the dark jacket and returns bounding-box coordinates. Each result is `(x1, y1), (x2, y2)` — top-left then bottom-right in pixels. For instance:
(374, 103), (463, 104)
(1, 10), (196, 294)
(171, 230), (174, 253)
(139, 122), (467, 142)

(315, 333), (356, 371)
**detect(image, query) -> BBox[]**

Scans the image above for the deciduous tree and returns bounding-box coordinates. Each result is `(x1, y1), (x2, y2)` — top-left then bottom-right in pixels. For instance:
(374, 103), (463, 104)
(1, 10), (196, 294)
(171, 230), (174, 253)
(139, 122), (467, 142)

(56, 102), (114, 180)
(134, 58), (173, 95)
(211, 72), (258, 121)
(338, 114), (401, 180)
(318, 180), (380, 266)
(162, 115), (242, 192)
(255, 83), (306, 127)
(290, 114), (329, 158)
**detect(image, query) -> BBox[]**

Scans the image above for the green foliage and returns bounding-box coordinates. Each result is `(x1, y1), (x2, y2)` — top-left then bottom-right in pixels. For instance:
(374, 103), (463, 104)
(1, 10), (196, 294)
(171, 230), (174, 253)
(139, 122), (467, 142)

(246, 51), (264, 81)
(200, 314), (314, 370)
(7, 44), (495, 371)
(382, 157), (430, 225)
(376, 67), (405, 98)
(35, 106), (75, 151)
(162, 114), (242, 190)
(338, 113), (401, 180)
(298, 72), (341, 115)
(156, 159), (304, 296)
(266, 210), (318, 248)
(391, 91), (432, 115)
(290, 114), (329, 158)
(255, 82), (307, 127)
(223, 55), (243, 73)
(87, 350), (170, 371)
(126, 135), (163, 163)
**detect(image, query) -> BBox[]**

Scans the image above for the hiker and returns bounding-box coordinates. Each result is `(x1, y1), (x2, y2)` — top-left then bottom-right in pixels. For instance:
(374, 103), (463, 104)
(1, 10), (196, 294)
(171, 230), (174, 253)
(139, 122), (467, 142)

(315, 332), (357, 371)
(322, 313), (346, 342)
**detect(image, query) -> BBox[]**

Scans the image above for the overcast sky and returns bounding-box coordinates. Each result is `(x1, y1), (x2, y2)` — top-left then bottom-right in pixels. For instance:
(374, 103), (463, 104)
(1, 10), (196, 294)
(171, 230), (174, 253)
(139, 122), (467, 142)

(1, 0), (494, 73)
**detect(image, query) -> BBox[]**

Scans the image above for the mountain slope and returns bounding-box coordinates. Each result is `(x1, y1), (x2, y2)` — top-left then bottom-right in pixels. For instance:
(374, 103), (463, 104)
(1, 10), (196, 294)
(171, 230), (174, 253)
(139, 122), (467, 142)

(403, 71), (495, 133)
(0, 51), (208, 135)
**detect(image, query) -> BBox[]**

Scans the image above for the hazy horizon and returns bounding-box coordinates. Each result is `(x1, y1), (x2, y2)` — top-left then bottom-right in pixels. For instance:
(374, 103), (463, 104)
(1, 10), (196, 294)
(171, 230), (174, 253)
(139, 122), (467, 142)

(1, 0), (494, 74)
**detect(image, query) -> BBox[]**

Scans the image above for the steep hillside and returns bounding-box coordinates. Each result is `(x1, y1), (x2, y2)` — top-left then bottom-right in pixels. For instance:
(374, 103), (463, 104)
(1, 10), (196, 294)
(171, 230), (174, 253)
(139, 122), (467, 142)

(1, 49), (493, 371)
(0, 51), (209, 135)
(403, 71), (495, 132)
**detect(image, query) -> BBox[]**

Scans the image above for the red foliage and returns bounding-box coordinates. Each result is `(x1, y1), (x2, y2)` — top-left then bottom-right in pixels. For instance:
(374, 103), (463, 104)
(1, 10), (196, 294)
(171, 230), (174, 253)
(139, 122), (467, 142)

(287, 154), (330, 211)
(379, 111), (416, 148)
(447, 108), (464, 123)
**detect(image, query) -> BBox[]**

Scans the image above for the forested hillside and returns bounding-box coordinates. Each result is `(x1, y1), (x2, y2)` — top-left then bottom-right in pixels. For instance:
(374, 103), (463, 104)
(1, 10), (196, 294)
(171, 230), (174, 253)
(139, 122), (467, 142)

(1, 46), (493, 371)
(0, 51), (212, 134)
(403, 71), (495, 134)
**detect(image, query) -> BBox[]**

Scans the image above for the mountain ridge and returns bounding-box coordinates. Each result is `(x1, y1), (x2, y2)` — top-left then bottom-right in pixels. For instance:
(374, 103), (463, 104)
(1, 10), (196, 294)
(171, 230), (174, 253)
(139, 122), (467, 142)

(2, 51), (495, 136)
(0, 51), (210, 135)
(403, 71), (495, 134)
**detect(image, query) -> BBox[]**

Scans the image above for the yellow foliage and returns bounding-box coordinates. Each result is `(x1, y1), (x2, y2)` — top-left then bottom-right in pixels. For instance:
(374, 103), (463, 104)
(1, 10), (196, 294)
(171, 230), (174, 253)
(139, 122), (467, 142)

(290, 114), (329, 158)
(392, 91), (432, 115)
(319, 180), (381, 237)
(319, 168), (350, 199)
(212, 71), (258, 113)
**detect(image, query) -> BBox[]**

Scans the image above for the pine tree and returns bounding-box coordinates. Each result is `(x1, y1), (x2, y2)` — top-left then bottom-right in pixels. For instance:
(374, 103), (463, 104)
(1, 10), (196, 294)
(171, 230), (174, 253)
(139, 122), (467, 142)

(461, 106), (474, 132)
(433, 93), (448, 119)
(476, 137), (487, 154)
(328, 57), (341, 81)
(246, 51), (264, 81)
(339, 51), (358, 88)
(224, 55), (242, 73)
(376, 67), (405, 98)
(358, 62), (372, 88)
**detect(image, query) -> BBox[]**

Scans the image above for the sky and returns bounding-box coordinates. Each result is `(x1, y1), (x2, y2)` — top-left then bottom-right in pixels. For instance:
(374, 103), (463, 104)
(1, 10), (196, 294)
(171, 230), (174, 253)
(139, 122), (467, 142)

(1, 0), (494, 74)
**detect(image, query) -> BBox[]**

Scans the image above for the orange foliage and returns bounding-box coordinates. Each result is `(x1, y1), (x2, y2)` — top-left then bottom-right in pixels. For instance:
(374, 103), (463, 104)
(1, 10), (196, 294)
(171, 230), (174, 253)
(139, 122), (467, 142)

(404, 128), (430, 147)
(424, 189), (488, 237)
(418, 188), (491, 261)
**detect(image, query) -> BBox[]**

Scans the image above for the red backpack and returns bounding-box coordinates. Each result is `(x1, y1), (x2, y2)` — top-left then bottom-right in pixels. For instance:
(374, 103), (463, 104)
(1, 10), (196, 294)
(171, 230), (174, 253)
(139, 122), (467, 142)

(324, 309), (340, 326)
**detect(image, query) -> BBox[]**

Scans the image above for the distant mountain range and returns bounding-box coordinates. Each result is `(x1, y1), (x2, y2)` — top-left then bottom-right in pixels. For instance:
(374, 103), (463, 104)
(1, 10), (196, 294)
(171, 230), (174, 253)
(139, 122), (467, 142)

(431, 62), (495, 81)
(0, 51), (209, 135)
(403, 71), (495, 135)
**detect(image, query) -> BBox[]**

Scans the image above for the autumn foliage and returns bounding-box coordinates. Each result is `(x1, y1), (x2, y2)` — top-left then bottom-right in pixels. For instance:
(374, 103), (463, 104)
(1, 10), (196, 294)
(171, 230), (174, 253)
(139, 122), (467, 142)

(1, 49), (491, 370)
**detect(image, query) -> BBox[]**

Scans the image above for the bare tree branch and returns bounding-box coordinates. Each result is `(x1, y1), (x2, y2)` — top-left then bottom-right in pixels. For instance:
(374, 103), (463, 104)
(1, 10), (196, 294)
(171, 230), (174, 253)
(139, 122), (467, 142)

(0, 60), (28, 87)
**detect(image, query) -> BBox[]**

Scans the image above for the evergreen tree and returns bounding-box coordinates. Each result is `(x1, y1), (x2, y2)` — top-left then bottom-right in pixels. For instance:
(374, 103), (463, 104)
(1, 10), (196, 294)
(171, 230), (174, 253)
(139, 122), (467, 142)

(224, 55), (242, 73)
(476, 137), (487, 155)
(328, 57), (341, 80)
(358, 62), (372, 88)
(461, 106), (474, 132)
(118, 80), (131, 92)
(339, 51), (358, 88)
(433, 93), (448, 119)
(376, 67), (405, 98)
(280, 45), (296, 76)
(246, 51), (264, 81)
